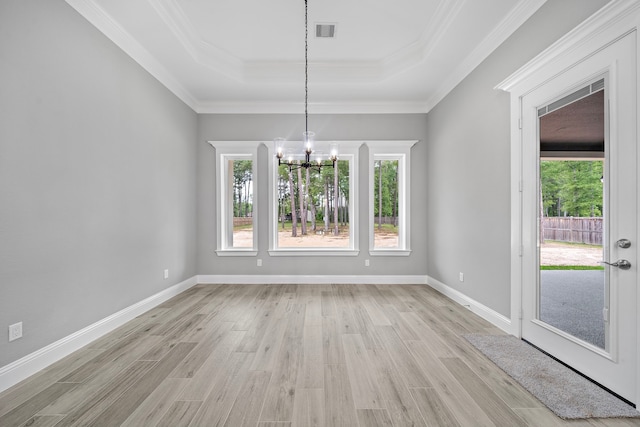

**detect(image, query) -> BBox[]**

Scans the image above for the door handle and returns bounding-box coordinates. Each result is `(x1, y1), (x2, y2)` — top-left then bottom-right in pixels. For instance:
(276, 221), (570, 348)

(601, 259), (632, 270)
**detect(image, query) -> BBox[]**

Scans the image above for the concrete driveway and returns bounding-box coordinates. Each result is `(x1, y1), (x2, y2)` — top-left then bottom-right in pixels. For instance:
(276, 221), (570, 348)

(539, 269), (605, 349)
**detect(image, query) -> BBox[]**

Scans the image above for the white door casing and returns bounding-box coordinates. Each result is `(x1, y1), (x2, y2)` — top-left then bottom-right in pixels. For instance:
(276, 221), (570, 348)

(498, 0), (640, 405)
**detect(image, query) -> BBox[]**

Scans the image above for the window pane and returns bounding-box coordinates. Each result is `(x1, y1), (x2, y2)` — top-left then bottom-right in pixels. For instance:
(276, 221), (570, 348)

(276, 159), (350, 248)
(230, 159), (253, 248)
(373, 159), (399, 248)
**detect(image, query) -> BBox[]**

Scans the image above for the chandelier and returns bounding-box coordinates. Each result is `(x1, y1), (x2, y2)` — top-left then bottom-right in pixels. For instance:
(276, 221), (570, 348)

(275, 0), (338, 172)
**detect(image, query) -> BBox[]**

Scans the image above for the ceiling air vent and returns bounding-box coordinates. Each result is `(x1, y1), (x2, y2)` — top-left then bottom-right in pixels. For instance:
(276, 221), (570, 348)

(316, 23), (337, 38)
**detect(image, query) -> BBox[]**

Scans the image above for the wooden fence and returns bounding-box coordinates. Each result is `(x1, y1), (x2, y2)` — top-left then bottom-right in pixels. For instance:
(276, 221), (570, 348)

(374, 216), (398, 226)
(233, 217), (253, 227)
(542, 217), (602, 245)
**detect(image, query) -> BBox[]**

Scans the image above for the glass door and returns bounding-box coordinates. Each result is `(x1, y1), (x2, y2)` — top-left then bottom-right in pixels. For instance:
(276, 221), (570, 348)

(520, 33), (637, 404)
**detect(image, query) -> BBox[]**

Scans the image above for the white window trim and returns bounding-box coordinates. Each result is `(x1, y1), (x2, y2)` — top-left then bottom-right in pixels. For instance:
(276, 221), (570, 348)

(267, 140), (362, 257)
(209, 141), (260, 256)
(367, 140), (417, 256)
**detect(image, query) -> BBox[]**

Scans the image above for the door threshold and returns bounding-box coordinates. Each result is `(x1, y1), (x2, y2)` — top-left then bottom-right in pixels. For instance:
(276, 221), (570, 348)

(522, 339), (635, 408)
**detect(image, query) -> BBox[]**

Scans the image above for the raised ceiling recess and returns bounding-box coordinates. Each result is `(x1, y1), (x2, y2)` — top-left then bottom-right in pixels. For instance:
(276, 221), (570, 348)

(65, 0), (547, 113)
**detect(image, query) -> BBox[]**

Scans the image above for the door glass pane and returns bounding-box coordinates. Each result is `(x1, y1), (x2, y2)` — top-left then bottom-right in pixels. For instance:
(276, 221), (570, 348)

(538, 86), (607, 350)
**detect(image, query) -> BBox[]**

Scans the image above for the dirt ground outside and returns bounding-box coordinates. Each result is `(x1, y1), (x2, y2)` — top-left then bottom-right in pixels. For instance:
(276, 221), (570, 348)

(232, 227), (399, 248)
(234, 229), (601, 265)
(540, 241), (603, 266)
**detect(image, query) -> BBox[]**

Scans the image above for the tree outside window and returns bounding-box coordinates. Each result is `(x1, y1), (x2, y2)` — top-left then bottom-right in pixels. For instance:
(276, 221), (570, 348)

(374, 159), (399, 248)
(210, 141), (258, 256)
(230, 159), (253, 248)
(268, 141), (360, 255)
(276, 159), (350, 248)
(368, 140), (417, 256)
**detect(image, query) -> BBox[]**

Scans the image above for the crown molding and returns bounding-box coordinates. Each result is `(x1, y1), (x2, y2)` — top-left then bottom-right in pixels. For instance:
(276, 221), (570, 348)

(66, 0), (547, 114)
(496, 0), (640, 92)
(148, 0), (244, 78)
(147, 0), (467, 84)
(242, 60), (386, 83)
(195, 100), (430, 114)
(196, 0), (546, 114)
(380, 0), (466, 78)
(424, 0), (547, 112)
(65, 0), (198, 111)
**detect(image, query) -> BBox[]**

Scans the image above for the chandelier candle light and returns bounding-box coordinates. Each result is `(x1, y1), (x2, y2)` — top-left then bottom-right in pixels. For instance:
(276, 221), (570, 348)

(275, 0), (338, 173)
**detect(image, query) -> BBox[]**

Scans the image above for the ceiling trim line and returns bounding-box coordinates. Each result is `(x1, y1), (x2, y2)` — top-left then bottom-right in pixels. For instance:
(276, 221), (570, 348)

(424, 0), (547, 112)
(379, 0), (466, 78)
(195, 101), (429, 115)
(65, 0), (199, 111)
(137, 0), (488, 85)
(148, 0), (244, 80)
(496, 0), (640, 92)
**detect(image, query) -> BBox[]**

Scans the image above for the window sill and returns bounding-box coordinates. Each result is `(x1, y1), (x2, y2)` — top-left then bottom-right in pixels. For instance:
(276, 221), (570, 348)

(216, 250), (258, 257)
(369, 249), (412, 257)
(268, 249), (360, 257)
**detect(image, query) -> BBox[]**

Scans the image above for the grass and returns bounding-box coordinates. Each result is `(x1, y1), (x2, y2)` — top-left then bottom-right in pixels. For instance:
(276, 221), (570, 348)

(236, 221), (397, 239)
(272, 221), (350, 233)
(233, 224), (253, 231)
(374, 223), (398, 233)
(540, 265), (604, 270)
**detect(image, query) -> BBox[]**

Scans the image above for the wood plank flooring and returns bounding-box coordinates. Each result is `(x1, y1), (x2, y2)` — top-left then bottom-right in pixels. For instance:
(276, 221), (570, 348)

(1, 283), (639, 426)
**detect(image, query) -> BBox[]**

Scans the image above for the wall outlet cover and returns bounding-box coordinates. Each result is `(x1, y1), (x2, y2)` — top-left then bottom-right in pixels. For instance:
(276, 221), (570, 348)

(9, 322), (23, 342)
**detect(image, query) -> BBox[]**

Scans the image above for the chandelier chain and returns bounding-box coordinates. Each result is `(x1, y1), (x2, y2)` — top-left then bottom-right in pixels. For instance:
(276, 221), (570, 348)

(273, 0), (337, 172)
(305, 0), (308, 134)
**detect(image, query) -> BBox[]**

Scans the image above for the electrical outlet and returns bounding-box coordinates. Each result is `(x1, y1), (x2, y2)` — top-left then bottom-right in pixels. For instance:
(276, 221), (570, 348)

(459, 272), (464, 282)
(9, 322), (22, 342)
(164, 269), (169, 279)
(257, 259), (262, 267)
(365, 259), (370, 267)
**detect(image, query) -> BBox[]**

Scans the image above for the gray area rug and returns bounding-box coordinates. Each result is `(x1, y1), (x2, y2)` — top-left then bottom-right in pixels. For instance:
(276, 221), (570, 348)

(464, 334), (640, 419)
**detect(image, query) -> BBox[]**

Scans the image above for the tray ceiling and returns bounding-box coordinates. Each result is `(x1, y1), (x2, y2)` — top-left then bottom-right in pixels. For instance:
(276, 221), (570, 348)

(66, 0), (547, 113)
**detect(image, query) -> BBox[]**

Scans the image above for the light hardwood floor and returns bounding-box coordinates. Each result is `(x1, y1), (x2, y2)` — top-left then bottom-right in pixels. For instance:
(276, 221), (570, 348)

(1, 283), (639, 426)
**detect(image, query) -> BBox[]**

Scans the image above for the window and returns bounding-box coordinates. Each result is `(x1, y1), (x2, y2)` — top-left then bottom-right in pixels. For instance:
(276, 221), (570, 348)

(210, 140), (414, 258)
(367, 141), (417, 256)
(209, 141), (258, 256)
(268, 140), (361, 256)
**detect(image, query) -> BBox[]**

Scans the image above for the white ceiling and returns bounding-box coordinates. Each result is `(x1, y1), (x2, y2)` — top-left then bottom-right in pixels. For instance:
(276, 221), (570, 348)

(66, 0), (547, 113)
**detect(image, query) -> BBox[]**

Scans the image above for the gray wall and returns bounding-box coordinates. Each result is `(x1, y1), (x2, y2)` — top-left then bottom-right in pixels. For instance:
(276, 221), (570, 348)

(425, 0), (610, 317)
(197, 114), (428, 276)
(0, 0), (610, 370)
(0, 0), (198, 366)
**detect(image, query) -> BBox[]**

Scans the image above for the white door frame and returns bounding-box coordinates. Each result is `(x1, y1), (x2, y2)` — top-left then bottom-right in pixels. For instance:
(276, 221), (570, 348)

(497, 0), (640, 406)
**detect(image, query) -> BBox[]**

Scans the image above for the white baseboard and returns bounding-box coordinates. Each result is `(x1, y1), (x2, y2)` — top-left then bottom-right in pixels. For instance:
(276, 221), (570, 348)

(426, 275), (513, 334)
(0, 275), (198, 393)
(199, 274), (513, 333)
(197, 274), (429, 285)
(0, 273), (512, 393)
(198, 275), (513, 333)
